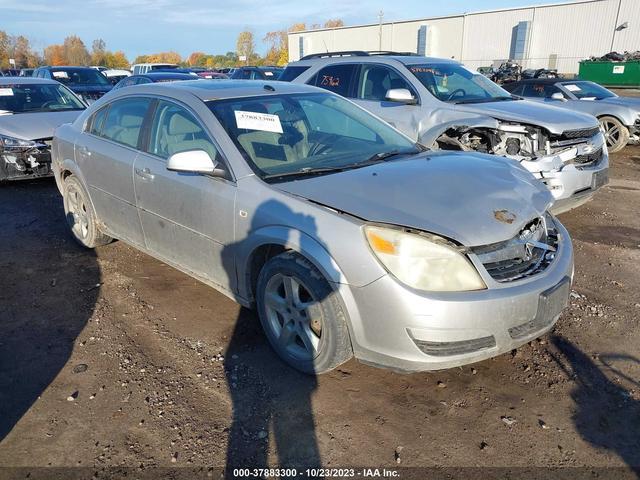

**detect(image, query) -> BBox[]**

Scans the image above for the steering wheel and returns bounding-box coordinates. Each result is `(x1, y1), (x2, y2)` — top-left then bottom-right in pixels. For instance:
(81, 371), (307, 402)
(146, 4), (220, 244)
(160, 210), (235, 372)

(40, 100), (57, 109)
(445, 88), (466, 101)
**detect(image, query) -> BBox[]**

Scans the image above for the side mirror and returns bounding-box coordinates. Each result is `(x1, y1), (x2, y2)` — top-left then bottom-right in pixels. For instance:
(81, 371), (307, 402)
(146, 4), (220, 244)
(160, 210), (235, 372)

(167, 150), (225, 177)
(550, 92), (567, 102)
(385, 88), (417, 105)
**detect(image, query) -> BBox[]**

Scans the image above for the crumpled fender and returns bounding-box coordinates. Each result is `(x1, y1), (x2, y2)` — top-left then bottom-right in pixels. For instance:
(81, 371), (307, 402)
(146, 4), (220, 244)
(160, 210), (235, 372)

(417, 110), (500, 147)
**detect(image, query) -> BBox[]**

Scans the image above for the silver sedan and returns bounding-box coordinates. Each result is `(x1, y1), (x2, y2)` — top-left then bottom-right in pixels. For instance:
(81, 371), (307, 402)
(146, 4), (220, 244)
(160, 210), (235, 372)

(52, 80), (573, 373)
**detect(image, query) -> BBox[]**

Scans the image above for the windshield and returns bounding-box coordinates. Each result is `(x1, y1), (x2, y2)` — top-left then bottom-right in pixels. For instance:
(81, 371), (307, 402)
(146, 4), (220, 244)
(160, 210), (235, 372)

(208, 92), (419, 180)
(51, 68), (110, 86)
(0, 83), (85, 113)
(408, 63), (512, 104)
(560, 81), (616, 100)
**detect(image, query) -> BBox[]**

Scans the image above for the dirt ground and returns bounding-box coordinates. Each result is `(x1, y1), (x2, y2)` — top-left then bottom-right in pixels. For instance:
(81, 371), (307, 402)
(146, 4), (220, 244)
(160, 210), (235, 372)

(0, 147), (639, 478)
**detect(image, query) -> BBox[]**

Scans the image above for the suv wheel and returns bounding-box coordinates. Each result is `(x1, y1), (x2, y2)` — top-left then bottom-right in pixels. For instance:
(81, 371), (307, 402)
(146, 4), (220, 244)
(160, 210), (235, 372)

(63, 175), (112, 248)
(256, 251), (353, 374)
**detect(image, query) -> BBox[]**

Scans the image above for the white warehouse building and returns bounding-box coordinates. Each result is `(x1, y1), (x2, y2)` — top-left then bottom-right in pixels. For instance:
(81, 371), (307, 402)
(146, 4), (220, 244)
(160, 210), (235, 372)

(287, 0), (640, 74)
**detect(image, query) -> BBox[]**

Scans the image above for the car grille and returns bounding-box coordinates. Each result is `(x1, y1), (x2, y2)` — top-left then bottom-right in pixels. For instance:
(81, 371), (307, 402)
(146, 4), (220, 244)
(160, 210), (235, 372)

(472, 216), (559, 283)
(574, 147), (604, 166)
(559, 126), (600, 139)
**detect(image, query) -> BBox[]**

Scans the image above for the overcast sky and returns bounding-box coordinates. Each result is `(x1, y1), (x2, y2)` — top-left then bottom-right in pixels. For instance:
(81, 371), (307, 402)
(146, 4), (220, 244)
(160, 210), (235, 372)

(0, 0), (568, 59)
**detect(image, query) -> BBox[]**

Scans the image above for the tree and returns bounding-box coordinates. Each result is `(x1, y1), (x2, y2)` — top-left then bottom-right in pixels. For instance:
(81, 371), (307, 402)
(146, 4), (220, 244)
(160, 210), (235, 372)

(236, 30), (254, 65)
(0, 31), (10, 69)
(188, 51), (206, 66)
(324, 19), (344, 28)
(44, 44), (67, 66)
(63, 35), (90, 65)
(91, 38), (107, 65)
(263, 23), (307, 66)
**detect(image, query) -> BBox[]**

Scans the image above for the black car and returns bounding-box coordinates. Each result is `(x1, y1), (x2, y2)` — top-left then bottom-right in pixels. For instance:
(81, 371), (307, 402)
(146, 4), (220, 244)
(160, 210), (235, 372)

(111, 72), (200, 91)
(32, 66), (112, 104)
(230, 66), (283, 80)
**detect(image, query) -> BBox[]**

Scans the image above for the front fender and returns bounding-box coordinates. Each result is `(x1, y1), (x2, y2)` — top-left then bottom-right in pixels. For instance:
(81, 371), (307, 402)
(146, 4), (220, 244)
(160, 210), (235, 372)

(236, 225), (349, 300)
(419, 115), (500, 146)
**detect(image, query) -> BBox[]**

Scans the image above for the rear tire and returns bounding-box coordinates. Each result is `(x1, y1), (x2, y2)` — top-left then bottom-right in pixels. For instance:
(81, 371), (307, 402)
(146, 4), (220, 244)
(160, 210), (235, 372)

(256, 251), (353, 374)
(63, 175), (112, 248)
(599, 116), (629, 153)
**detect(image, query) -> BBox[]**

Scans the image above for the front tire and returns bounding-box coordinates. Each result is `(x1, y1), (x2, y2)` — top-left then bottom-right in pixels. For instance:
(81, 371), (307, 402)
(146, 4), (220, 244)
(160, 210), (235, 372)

(599, 116), (629, 153)
(256, 251), (353, 374)
(63, 175), (112, 248)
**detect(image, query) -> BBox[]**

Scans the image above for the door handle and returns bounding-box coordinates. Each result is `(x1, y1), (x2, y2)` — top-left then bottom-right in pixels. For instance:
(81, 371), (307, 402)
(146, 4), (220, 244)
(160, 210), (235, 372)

(77, 145), (91, 156)
(135, 167), (155, 180)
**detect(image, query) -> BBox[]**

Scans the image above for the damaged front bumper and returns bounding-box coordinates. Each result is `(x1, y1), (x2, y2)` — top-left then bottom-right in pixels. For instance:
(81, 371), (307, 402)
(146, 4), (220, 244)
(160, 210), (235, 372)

(519, 132), (609, 214)
(0, 138), (53, 181)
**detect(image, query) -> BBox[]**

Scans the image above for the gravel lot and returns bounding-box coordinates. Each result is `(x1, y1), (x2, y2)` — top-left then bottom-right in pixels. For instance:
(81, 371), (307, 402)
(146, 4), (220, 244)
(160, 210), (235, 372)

(0, 146), (639, 478)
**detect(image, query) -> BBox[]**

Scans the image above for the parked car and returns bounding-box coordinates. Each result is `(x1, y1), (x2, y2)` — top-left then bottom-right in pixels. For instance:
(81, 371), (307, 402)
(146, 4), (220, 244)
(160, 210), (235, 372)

(102, 69), (132, 85)
(1, 69), (21, 77)
(131, 63), (179, 75)
(19, 68), (34, 77)
(52, 79), (573, 374)
(110, 72), (200, 91)
(284, 51), (609, 214)
(90, 66), (108, 72)
(196, 71), (229, 79)
(503, 78), (640, 152)
(33, 66), (112, 104)
(0, 77), (85, 181)
(230, 66), (283, 80)
(477, 66), (495, 78)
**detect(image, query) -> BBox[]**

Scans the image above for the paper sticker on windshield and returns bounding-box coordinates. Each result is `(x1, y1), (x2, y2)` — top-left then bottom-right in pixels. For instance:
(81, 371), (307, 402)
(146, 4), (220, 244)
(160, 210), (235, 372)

(235, 110), (283, 133)
(564, 84), (581, 92)
(52, 71), (69, 79)
(264, 71), (274, 76)
(0, 88), (14, 96)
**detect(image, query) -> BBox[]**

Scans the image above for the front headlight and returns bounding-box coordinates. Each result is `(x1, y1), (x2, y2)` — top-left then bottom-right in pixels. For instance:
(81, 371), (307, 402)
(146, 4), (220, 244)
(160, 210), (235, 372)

(364, 225), (486, 292)
(0, 134), (38, 150)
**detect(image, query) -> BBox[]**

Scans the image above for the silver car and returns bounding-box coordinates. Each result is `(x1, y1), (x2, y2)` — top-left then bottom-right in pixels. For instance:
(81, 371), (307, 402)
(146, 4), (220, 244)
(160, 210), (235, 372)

(0, 78), (85, 181)
(285, 52), (609, 214)
(52, 80), (573, 374)
(503, 79), (640, 152)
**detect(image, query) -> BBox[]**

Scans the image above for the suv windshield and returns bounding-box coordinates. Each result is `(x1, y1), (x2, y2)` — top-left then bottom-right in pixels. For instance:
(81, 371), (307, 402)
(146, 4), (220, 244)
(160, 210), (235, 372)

(408, 63), (512, 104)
(208, 92), (419, 180)
(560, 81), (616, 100)
(51, 68), (110, 86)
(0, 83), (85, 114)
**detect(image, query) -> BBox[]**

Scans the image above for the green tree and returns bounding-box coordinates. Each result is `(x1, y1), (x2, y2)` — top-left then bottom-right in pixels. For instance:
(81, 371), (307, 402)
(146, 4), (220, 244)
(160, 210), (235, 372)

(236, 30), (255, 65)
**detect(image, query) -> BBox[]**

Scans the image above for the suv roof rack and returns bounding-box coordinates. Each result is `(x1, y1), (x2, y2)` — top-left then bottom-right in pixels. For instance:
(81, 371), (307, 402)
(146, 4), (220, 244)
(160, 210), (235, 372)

(300, 50), (417, 60)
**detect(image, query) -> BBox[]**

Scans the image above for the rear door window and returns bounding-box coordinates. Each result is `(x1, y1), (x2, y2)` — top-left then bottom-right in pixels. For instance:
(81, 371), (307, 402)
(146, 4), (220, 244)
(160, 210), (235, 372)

(100, 97), (151, 149)
(311, 64), (358, 98)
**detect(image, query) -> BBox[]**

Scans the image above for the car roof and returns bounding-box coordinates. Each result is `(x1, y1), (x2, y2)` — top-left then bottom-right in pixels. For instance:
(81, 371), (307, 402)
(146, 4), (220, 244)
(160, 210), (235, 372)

(108, 79), (322, 101)
(0, 77), (60, 85)
(44, 66), (98, 71)
(138, 72), (198, 81)
(291, 53), (460, 66)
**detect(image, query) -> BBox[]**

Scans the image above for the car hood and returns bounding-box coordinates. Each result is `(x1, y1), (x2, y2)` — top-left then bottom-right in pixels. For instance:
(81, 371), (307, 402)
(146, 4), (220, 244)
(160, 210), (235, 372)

(0, 110), (83, 140)
(457, 99), (598, 134)
(276, 152), (553, 247)
(601, 96), (640, 111)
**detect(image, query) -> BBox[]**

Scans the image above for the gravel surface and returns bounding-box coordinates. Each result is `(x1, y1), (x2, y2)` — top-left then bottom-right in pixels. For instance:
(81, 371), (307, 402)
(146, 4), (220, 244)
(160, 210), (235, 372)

(0, 147), (639, 476)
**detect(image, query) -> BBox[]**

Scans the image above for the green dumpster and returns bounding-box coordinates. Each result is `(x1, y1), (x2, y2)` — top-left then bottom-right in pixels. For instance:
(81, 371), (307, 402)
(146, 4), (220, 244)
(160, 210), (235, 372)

(578, 60), (640, 88)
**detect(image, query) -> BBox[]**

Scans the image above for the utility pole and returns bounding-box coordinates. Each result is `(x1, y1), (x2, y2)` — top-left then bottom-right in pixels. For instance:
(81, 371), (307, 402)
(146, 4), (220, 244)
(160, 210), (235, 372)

(378, 10), (384, 51)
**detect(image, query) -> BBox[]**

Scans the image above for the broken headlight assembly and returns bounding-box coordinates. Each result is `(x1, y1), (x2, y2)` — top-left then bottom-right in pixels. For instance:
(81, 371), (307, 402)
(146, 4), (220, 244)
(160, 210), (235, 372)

(364, 225), (487, 292)
(0, 134), (51, 176)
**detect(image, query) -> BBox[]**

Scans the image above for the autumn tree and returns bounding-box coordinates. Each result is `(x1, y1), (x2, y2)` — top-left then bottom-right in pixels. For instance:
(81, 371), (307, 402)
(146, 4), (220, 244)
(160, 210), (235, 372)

(324, 19), (344, 28)
(188, 51), (206, 66)
(63, 35), (90, 65)
(0, 31), (10, 68)
(91, 38), (107, 65)
(44, 44), (67, 66)
(263, 22), (307, 66)
(236, 30), (255, 65)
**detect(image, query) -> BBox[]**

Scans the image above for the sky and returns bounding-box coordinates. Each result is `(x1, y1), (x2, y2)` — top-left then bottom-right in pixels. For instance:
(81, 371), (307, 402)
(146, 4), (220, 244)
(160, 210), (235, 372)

(0, 0), (570, 60)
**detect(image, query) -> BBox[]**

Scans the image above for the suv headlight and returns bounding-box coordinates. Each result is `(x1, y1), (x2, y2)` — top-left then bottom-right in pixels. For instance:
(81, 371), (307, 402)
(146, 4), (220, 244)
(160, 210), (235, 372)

(364, 225), (486, 292)
(0, 134), (38, 150)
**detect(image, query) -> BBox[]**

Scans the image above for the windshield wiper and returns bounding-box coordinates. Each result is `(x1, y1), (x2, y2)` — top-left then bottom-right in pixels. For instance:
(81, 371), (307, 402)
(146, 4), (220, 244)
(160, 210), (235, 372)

(454, 96), (515, 105)
(263, 149), (418, 182)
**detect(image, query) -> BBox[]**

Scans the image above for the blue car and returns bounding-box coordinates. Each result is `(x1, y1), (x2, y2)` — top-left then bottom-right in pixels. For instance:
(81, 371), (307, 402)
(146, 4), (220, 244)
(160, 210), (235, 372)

(111, 72), (201, 91)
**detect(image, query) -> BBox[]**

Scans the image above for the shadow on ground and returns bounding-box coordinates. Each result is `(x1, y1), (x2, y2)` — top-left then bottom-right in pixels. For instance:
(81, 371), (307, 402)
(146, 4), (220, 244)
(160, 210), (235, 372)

(551, 335), (640, 473)
(0, 179), (100, 441)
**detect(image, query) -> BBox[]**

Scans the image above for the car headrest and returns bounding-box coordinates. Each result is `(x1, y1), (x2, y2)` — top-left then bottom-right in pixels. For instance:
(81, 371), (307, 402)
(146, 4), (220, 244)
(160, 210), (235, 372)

(168, 113), (200, 135)
(120, 114), (143, 128)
